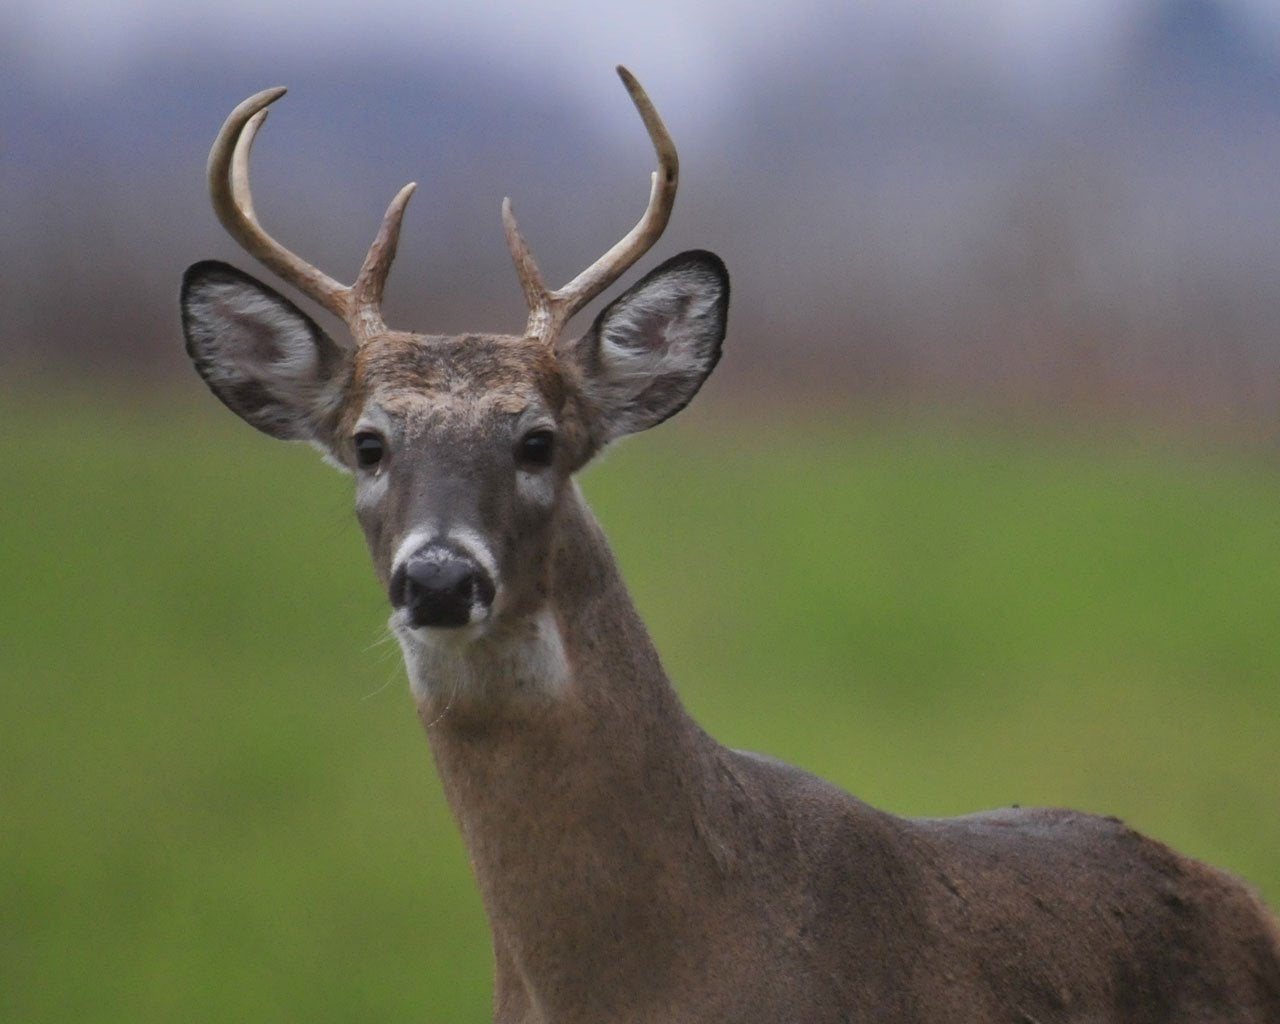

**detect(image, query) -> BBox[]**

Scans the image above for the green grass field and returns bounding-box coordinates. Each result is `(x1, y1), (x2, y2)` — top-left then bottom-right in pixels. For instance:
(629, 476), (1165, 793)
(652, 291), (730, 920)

(3, 389), (1277, 1022)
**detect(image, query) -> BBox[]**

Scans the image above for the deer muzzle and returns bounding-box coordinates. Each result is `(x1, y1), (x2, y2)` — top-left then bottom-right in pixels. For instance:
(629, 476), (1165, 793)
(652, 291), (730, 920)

(391, 541), (497, 629)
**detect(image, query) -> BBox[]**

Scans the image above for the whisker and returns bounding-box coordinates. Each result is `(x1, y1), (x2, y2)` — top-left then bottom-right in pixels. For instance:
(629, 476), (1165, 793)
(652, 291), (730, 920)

(359, 625), (405, 700)
(361, 662), (403, 702)
(421, 674), (459, 729)
(362, 629), (399, 654)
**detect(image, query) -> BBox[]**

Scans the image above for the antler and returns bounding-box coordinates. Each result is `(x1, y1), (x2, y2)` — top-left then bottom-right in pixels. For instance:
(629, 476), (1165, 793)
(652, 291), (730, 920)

(208, 87), (417, 343)
(503, 65), (679, 344)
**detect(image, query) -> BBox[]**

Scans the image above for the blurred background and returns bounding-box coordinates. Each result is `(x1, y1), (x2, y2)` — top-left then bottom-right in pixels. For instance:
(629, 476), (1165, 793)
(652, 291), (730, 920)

(3, 0), (1279, 1020)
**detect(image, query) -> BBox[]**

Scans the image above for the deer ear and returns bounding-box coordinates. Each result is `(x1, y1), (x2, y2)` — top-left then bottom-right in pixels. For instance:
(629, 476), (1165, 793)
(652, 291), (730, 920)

(564, 250), (728, 446)
(181, 261), (350, 444)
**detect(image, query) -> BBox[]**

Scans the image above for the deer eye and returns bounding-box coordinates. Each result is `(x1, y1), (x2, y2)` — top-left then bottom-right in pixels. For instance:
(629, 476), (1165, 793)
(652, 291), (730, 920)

(354, 431), (386, 470)
(517, 429), (555, 468)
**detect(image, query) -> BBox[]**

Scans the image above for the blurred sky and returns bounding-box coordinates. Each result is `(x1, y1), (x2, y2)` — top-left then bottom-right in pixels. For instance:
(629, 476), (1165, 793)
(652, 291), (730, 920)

(6, 0), (1280, 424)
(10, 0), (1280, 115)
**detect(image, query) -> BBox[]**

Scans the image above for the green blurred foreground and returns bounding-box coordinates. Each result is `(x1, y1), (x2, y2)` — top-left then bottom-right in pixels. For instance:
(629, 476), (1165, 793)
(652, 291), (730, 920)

(3, 392), (1277, 1022)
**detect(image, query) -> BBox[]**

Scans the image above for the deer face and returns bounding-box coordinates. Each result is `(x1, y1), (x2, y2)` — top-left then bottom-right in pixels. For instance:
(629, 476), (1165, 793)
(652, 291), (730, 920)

(344, 331), (579, 633)
(181, 251), (728, 697)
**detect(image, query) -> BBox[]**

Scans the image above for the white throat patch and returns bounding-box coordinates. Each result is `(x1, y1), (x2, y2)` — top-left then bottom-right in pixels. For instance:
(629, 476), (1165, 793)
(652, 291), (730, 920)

(394, 606), (570, 706)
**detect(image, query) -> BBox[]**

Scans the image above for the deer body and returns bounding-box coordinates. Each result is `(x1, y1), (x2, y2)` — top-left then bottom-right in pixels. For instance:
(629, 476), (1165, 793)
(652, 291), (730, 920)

(419, 481), (1280, 1023)
(181, 70), (1280, 1022)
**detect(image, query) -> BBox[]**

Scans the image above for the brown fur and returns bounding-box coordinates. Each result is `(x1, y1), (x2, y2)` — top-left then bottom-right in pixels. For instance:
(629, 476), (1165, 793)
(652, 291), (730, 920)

(419, 492), (1280, 1024)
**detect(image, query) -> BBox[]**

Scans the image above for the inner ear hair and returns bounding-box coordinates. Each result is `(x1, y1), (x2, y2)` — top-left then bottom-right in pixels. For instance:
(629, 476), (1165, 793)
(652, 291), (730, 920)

(181, 260), (349, 444)
(573, 250), (729, 443)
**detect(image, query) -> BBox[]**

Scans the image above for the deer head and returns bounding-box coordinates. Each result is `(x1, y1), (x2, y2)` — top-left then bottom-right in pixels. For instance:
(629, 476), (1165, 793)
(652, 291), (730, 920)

(180, 69), (728, 707)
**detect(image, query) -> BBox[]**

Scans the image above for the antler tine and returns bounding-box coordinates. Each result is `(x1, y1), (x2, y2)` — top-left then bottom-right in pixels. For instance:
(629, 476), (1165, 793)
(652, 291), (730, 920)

(351, 182), (418, 335)
(502, 197), (552, 334)
(503, 65), (680, 342)
(209, 87), (353, 322)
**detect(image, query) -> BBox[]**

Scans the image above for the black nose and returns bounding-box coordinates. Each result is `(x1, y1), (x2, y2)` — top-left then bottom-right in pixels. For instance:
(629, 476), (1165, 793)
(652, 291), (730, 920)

(391, 545), (496, 629)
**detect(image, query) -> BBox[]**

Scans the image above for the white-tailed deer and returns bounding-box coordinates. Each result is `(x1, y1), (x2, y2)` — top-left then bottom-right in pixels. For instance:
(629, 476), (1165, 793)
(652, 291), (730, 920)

(181, 68), (1280, 1022)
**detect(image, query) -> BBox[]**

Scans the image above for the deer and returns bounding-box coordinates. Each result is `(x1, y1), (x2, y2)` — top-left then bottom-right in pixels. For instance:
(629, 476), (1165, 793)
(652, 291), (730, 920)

(180, 67), (1280, 1023)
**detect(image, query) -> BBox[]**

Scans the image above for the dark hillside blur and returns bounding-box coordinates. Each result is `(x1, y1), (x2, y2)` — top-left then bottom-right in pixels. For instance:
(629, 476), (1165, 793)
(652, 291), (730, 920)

(5, 0), (1279, 432)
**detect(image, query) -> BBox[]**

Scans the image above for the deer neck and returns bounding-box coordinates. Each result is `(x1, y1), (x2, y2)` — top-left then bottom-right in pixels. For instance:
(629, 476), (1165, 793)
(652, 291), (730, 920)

(416, 482), (735, 1008)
